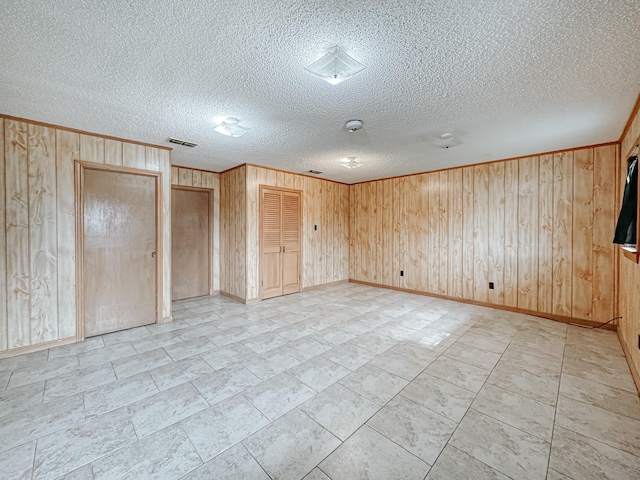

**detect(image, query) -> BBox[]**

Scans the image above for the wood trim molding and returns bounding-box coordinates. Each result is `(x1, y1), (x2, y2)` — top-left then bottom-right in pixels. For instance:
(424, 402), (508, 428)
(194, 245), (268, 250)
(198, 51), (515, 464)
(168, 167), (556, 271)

(0, 114), (172, 151)
(171, 165), (219, 175)
(246, 163), (350, 185)
(619, 92), (640, 144)
(75, 160), (164, 341)
(349, 279), (618, 330)
(350, 141), (621, 186)
(618, 329), (640, 396)
(0, 337), (76, 359)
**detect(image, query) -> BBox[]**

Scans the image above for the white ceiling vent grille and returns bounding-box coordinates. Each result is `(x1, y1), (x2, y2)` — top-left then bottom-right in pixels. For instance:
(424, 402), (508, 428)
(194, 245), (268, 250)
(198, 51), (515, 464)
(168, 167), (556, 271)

(168, 138), (198, 148)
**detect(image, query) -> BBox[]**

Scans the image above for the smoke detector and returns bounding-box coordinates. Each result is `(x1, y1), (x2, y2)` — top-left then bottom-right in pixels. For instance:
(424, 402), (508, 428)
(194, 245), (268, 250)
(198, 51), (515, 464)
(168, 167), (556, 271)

(345, 120), (363, 132)
(433, 132), (462, 149)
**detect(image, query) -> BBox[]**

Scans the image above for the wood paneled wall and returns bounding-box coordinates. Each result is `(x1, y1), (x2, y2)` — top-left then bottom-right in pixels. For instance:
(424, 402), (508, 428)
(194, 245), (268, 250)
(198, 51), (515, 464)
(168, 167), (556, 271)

(170, 166), (220, 293)
(350, 145), (618, 324)
(0, 116), (172, 356)
(618, 98), (640, 388)
(219, 165), (349, 302)
(245, 166), (349, 300)
(219, 165), (247, 301)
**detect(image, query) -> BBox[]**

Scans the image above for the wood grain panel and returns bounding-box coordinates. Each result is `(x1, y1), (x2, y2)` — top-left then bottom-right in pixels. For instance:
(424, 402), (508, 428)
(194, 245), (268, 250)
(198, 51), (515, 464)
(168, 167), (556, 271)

(572, 148), (594, 319)
(488, 162), (505, 305)
(122, 143), (146, 170)
(55, 130), (78, 339)
(448, 168), (463, 298)
(538, 154), (554, 314)
(517, 156), (539, 310)
(80, 134), (104, 163)
(178, 167), (193, 186)
(28, 124), (58, 343)
(592, 144), (616, 322)
(5, 120), (30, 348)
(104, 139), (122, 166)
(438, 171), (449, 295)
(552, 151), (573, 316)
(145, 147), (160, 172)
(473, 164), (489, 302)
(462, 167), (475, 299)
(398, 177), (409, 289)
(427, 173), (438, 293)
(191, 169), (202, 188)
(503, 160), (519, 307)
(408, 175), (421, 291)
(0, 119), (6, 350)
(382, 180), (393, 286)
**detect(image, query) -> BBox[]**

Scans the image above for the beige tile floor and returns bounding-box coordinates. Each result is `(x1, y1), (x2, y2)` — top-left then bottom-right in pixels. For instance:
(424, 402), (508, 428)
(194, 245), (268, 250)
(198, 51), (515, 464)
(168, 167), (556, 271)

(1, 283), (639, 479)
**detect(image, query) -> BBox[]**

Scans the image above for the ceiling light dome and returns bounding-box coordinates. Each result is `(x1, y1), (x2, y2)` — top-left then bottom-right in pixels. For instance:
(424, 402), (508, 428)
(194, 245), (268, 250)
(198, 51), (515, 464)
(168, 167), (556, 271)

(305, 46), (366, 85)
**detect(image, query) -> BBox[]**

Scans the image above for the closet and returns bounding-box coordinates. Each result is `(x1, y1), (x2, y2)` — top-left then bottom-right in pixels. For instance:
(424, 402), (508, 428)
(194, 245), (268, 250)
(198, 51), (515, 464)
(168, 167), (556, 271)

(260, 186), (302, 299)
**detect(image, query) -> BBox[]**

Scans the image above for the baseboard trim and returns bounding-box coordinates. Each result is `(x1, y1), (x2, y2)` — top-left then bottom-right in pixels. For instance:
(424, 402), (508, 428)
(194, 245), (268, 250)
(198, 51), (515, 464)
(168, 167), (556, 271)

(0, 336), (77, 360)
(348, 279), (617, 330)
(618, 330), (640, 396)
(302, 280), (349, 292)
(220, 291), (250, 304)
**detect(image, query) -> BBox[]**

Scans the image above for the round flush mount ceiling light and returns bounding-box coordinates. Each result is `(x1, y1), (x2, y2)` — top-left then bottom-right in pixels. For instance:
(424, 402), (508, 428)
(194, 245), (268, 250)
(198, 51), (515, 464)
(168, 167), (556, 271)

(345, 119), (363, 132)
(340, 157), (363, 169)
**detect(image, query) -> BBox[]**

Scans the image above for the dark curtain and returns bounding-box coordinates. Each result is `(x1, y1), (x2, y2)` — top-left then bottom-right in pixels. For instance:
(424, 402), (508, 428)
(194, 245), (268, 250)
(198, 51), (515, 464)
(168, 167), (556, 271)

(613, 155), (638, 245)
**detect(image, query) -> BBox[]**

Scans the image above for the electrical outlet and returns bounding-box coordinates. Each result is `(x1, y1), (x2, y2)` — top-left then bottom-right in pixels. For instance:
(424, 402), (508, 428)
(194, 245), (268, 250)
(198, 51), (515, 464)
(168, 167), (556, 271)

(400, 270), (404, 277)
(489, 282), (494, 289)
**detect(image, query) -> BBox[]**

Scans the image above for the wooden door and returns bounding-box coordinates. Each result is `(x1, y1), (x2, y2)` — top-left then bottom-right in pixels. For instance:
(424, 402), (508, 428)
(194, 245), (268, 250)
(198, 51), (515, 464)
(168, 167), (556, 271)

(261, 188), (283, 299)
(260, 187), (301, 299)
(282, 191), (301, 295)
(83, 168), (158, 337)
(172, 187), (211, 300)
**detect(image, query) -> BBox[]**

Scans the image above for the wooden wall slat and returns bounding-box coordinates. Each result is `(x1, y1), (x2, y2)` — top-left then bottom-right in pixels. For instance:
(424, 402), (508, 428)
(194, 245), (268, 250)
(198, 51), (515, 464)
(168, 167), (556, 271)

(572, 148), (594, 319)
(438, 171), (449, 295)
(488, 162), (505, 305)
(448, 168), (463, 298)
(398, 177), (408, 289)
(462, 167), (475, 299)
(517, 156), (539, 310)
(592, 145), (616, 322)
(55, 130), (78, 339)
(503, 160), (519, 307)
(538, 154), (554, 314)
(552, 151), (573, 316)
(5, 121), (31, 348)
(79, 134), (104, 164)
(145, 147), (160, 172)
(122, 143), (146, 170)
(0, 119), (6, 350)
(408, 175), (421, 291)
(473, 164), (489, 302)
(427, 174), (438, 293)
(28, 124), (58, 343)
(104, 139), (123, 166)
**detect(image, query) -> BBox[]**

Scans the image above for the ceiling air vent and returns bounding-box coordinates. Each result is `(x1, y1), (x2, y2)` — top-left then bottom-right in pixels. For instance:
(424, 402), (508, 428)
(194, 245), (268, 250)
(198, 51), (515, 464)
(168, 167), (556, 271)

(168, 138), (198, 148)
(307, 170), (323, 175)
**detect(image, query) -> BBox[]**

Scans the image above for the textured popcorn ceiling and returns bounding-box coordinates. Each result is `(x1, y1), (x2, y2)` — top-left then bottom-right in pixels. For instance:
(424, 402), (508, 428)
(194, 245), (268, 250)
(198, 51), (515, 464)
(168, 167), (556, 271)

(1, 0), (639, 183)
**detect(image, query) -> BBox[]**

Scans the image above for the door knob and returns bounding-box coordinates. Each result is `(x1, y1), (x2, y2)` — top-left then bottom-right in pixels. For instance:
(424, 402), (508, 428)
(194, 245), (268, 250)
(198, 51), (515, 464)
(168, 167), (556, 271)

(151, 252), (157, 258)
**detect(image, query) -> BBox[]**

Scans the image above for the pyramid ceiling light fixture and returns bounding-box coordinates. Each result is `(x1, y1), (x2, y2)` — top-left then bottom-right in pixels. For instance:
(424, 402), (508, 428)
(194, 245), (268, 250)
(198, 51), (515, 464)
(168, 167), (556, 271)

(305, 46), (366, 85)
(340, 157), (363, 169)
(213, 117), (251, 137)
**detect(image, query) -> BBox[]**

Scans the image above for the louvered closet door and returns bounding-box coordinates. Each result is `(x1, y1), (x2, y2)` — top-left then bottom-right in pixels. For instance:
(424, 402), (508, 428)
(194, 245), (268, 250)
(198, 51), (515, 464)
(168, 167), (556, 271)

(261, 188), (283, 299)
(260, 187), (302, 299)
(282, 191), (301, 295)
